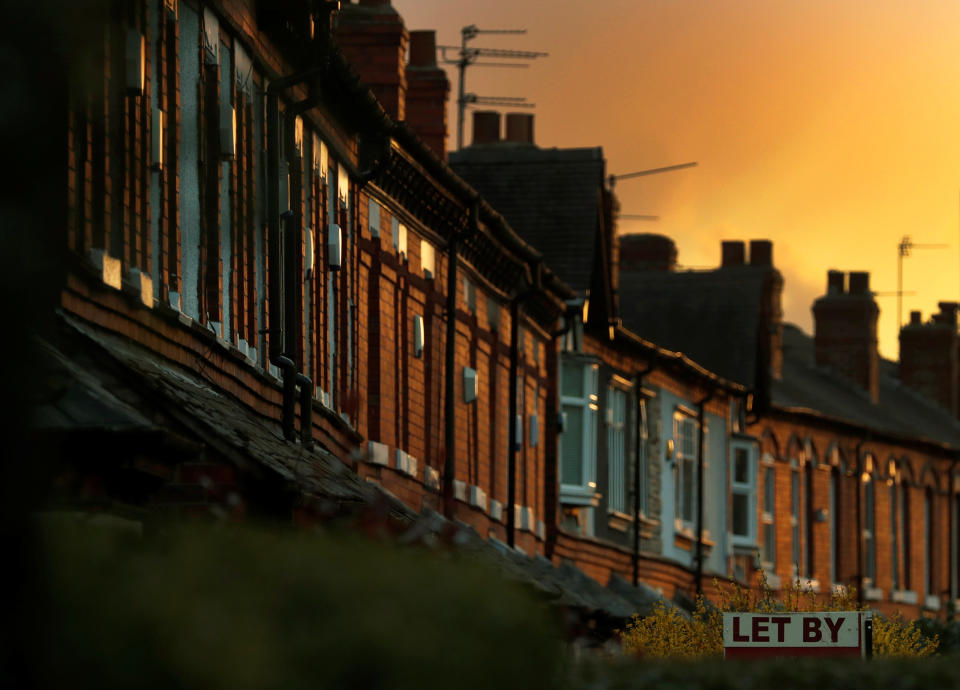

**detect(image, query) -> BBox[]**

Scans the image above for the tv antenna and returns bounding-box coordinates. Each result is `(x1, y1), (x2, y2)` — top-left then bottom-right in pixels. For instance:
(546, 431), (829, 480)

(608, 161), (698, 190)
(439, 25), (547, 150)
(897, 235), (947, 334)
(619, 214), (660, 222)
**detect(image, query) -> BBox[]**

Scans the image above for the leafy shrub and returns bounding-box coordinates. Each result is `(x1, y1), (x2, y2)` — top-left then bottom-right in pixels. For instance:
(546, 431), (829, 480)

(619, 572), (938, 659)
(26, 521), (563, 690)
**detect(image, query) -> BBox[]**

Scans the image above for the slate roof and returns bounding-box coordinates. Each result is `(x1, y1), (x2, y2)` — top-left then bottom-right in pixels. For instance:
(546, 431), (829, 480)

(617, 265), (770, 389)
(773, 324), (960, 449)
(43, 311), (674, 623)
(449, 144), (605, 294)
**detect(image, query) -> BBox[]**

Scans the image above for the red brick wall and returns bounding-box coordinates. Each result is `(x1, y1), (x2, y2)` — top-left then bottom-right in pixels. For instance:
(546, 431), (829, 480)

(750, 413), (955, 618)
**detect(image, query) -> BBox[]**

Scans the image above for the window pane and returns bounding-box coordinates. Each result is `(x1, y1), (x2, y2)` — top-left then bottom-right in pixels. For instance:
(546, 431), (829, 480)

(734, 448), (749, 484)
(682, 457), (694, 523)
(763, 523), (775, 564)
(764, 467), (775, 512)
(562, 364), (584, 398)
(791, 473), (799, 516)
(561, 404), (583, 485)
(733, 493), (749, 537)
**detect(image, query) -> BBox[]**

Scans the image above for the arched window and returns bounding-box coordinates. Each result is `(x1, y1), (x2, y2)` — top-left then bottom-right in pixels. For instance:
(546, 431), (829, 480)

(888, 459), (900, 593)
(901, 467), (913, 592)
(803, 440), (817, 581)
(925, 484), (936, 601)
(862, 455), (876, 587)
(827, 442), (845, 586)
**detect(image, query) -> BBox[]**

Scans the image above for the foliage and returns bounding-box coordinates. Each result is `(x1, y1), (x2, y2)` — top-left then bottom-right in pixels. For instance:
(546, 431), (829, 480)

(618, 570), (938, 660)
(570, 656), (960, 690)
(26, 520), (563, 690)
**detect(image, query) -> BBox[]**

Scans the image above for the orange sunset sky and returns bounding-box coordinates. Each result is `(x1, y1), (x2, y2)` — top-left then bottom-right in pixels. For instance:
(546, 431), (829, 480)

(394, 0), (960, 361)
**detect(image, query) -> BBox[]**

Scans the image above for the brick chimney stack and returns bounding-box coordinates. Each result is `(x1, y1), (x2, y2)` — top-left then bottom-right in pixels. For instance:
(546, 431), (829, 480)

(899, 301), (960, 417)
(405, 30), (450, 158)
(721, 240), (745, 267)
(504, 113), (535, 144)
(617, 233), (677, 272)
(813, 270), (880, 402)
(472, 111), (501, 145)
(335, 0), (409, 122)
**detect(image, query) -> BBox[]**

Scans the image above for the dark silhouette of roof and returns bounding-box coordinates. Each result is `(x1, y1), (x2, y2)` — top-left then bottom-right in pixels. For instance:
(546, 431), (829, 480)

(449, 145), (605, 294)
(617, 265), (770, 389)
(774, 324), (960, 448)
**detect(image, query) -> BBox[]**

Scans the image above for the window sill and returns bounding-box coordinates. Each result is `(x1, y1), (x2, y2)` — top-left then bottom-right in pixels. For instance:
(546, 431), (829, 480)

(892, 589), (918, 605)
(864, 586), (884, 602)
(560, 487), (600, 507)
(673, 526), (714, 552)
(924, 594), (941, 612)
(762, 570), (781, 590)
(607, 510), (632, 532)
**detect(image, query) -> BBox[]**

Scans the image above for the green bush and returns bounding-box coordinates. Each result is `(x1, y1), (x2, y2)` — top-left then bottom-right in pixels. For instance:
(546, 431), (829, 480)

(28, 522), (563, 690)
(570, 656), (960, 690)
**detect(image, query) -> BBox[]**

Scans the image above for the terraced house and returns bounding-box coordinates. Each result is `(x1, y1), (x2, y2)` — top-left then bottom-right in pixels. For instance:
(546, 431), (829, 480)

(31, 0), (960, 629)
(618, 237), (960, 618)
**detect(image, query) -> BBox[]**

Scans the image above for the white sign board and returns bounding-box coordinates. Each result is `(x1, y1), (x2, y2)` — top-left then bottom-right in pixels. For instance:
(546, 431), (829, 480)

(722, 612), (870, 659)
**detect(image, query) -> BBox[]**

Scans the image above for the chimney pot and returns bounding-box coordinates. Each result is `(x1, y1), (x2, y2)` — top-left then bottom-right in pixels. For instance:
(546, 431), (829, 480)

(408, 30), (436, 67)
(472, 111), (501, 145)
(909, 310), (922, 326)
(749, 239), (772, 266)
(721, 240), (745, 268)
(827, 270), (845, 294)
(504, 113), (534, 144)
(849, 271), (870, 295)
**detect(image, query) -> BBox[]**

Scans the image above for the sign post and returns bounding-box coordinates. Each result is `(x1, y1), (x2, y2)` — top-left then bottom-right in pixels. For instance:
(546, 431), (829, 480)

(722, 612), (872, 659)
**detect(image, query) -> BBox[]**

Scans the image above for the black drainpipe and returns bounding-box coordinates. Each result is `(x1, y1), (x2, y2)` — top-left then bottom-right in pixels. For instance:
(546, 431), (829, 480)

(506, 262), (542, 548)
(695, 391), (714, 597)
(265, 51), (331, 448)
(633, 361), (655, 587)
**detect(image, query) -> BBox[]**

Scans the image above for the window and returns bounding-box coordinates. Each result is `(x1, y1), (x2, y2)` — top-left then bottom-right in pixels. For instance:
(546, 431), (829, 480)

(421, 240), (435, 279)
(902, 482), (912, 590)
(891, 482), (900, 591)
(731, 443), (756, 545)
(560, 359), (599, 503)
(925, 488), (935, 597)
(802, 450), (816, 580)
(368, 198), (380, 238)
(829, 466), (840, 584)
(791, 465), (801, 574)
(761, 455), (775, 568)
(179, 2), (201, 320)
(864, 473), (876, 584)
(638, 398), (649, 516)
(673, 413), (699, 530)
(606, 386), (628, 514)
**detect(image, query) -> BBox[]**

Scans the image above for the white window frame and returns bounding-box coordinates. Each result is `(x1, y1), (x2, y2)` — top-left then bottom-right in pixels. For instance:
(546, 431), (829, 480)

(559, 359), (599, 505)
(673, 411), (699, 533)
(730, 441), (757, 547)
